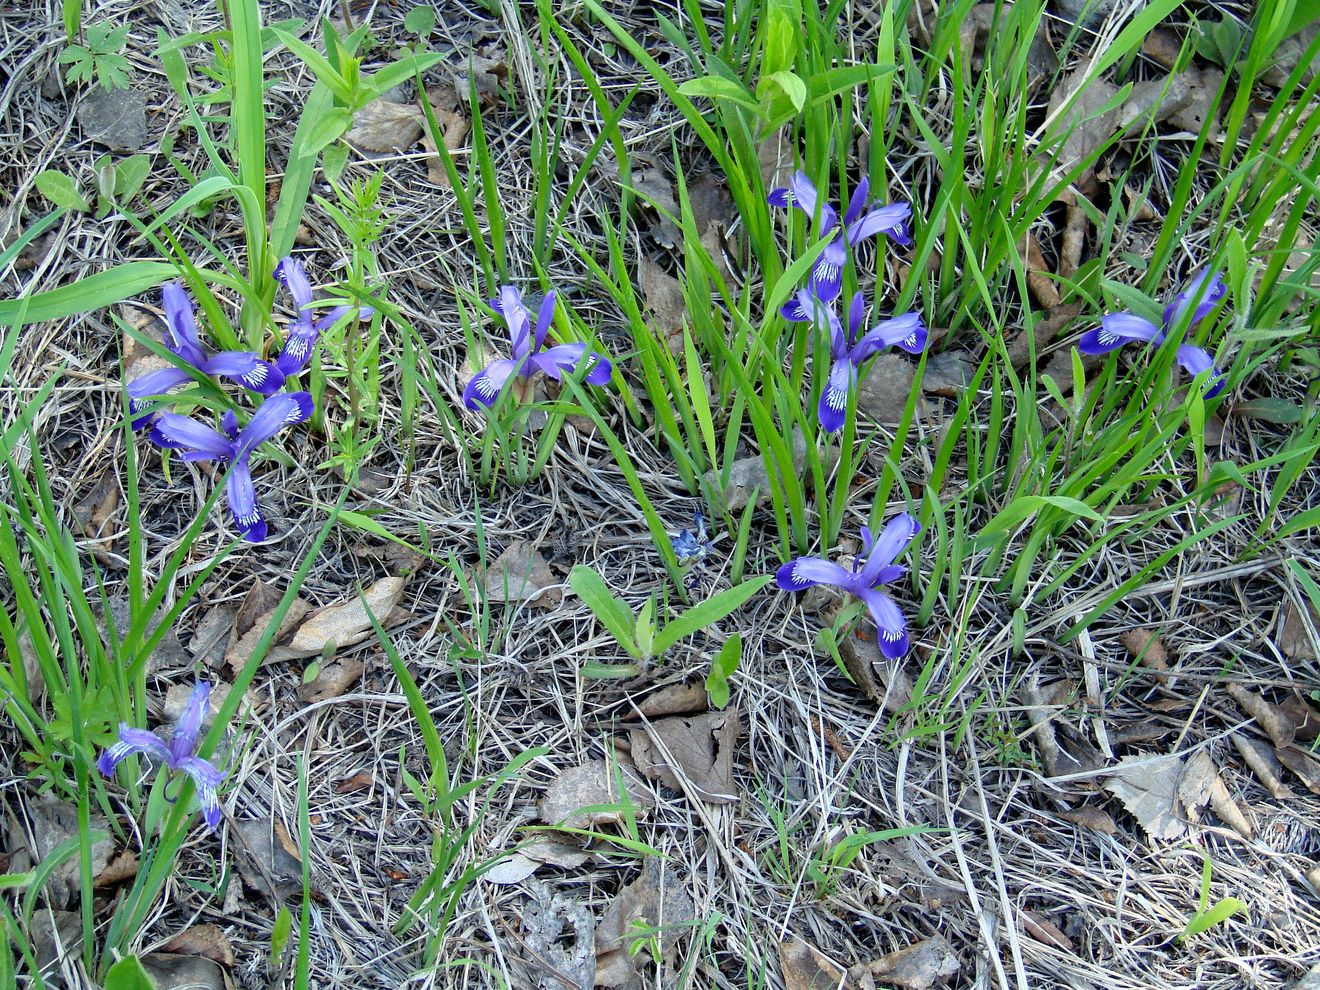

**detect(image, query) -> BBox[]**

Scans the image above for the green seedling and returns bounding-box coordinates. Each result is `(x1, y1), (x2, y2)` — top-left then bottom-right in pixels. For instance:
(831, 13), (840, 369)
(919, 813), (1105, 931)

(1180, 856), (1247, 941)
(60, 21), (132, 90)
(568, 564), (768, 677)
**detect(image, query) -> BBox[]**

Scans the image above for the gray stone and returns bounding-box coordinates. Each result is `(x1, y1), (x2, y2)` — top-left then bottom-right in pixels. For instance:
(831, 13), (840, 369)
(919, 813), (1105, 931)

(1053, 0), (1118, 29)
(921, 350), (974, 397)
(857, 354), (920, 425)
(77, 88), (147, 150)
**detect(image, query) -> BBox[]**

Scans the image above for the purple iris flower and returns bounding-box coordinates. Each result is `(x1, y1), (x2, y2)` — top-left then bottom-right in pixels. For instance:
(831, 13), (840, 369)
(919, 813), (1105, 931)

(781, 288), (927, 433)
(776, 513), (921, 658)
(149, 391), (314, 543)
(462, 285), (613, 410)
(1077, 269), (1227, 398)
(97, 681), (225, 830)
(273, 257), (375, 378)
(127, 282), (284, 428)
(768, 170), (912, 303)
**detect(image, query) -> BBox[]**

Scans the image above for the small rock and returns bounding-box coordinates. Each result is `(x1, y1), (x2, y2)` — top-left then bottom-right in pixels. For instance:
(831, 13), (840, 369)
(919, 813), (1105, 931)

(857, 354), (920, 425)
(41, 75), (63, 100)
(77, 88), (148, 150)
(29, 909), (82, 986)
(1141, 27), (1183, 70)
(920, 350), (974, 397)
(1053, 0), (1118, 29)
(163, 681), (232, 726)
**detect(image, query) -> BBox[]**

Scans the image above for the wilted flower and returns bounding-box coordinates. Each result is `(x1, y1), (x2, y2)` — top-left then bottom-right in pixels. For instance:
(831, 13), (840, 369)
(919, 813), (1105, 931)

(781, 288), (927, 433)
(776, 513), (921, 658)
(273, 257), (374, 378)
(463, 285), (612, 410)
(98, 681), (225, 830)
(127, 282), (285, 428)
(150, 391), (314, 542)
(768, 170), (911, 302)
(1077, 269), (1227, 398)
(671, 512), (714, 566)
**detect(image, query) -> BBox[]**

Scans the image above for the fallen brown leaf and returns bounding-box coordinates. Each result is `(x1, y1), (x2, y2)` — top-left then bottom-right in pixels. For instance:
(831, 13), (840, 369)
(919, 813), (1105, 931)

(1119, 628), (1170, 681)
(482, 541), (560, 608)
(1275, 746), (1320, 794)
(1227, 683), (1296, 748)
(639, 256), (688, 356)
(538, 759), (653, 830)
(1231, 734), (1293, 800)
(1103, 753), (1188, 840)
(139, 953), (227, 990)
(848, 935), (960, 990)
(1045, 67), (1121, 195)
(233, 817), (303, 902)
(274, 576), (406, 660)
(160, 924), (235, 967)
(837, 629), (913, 712)
(627, 710), (741, 804)
(1179, 750), (1253, 839)
(1058, 805), (1119, 834)
(596, 858), (695, 985)
(1279, 598), (1320, 660)
(72, 467), (121, 549)
(637, 681), (708, 718)
(234, 578), (283, 638)
(345, 98), (423, 151)
(1022, 910), (1075, 952)
(93, 848), (139, 888)
(296, 655), (365, 703)
(334, 772), (374, 794)
(778, 938), (846, 990)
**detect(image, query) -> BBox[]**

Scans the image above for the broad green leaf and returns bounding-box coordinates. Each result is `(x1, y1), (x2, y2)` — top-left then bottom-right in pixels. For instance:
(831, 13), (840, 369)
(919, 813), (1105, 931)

(705, 633), (742, 709)
(34, 170), (89, 212)
(653, 576), (771, 656)
(404, 6), (436, 35)
(104, 956), (154, 990)
(978, 495), (1103, 540)
(677, 76), (763, 114)
(635, 597), (655, 658)
(568, 565), (639, 657)
(299, 107), (354, 158)
(763, 0), (801, 77)
(0, 261), (178, 325)
(1236, 397), (1305, 424)
(759, 70), (806, 113)
(114, 154), (152, 201)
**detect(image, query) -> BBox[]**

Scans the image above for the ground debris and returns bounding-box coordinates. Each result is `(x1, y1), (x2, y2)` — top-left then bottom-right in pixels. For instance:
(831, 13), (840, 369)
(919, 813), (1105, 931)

(139, 953), (228, 990)
(538, 759), (653, 830)
(159, 924), (235, 967)
(595, 858), (695, 987)
(296, 655), (365, 703)
(1045, 66), (1120, 195)
(518, 879), (596, 990)
(848, 935), (961, 989)
(482, 540), (561, 607)
(1227, 683), (1297, 749)
(1279, 598), (1320, 660)
(1232, 734), (1294, 800)
(345, 97), (423, 151)
(1057, 805), (1119, 834)
(777, 938), (846, 990)
(639, 255), (687, 356)
(7, 800), (113, 908)
(624, 710), (740, 804)
(272, 575), (406, 660)
(1119, 627), (1170, 680)
(233, 817), (303, 902)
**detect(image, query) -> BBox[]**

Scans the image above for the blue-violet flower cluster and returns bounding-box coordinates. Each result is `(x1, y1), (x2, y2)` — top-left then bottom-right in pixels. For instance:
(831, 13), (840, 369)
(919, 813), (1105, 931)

(464, 285), (612, 410)
(128, 258), (370, 542)
(776, 513), (921, 658)
(98, 681), (225, 830)
(1077, 269), (1227, 398)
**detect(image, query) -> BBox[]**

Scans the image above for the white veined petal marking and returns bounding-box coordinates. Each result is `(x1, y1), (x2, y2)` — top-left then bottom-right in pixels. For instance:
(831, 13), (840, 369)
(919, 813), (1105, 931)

(1097, 327), (1119, 346)
(790, 563), (816, 587)
(286, 336), (310, 360)
(825, 385), (848, 411)
(283, 406), (306, 425)
(244, 366), (268, 384)
(880, 627), (902, 642)
(816, 261), (839, 285)
(237, 508), (261, 528)
(474, 374), (498, 398)
(903, 332), (918, 349)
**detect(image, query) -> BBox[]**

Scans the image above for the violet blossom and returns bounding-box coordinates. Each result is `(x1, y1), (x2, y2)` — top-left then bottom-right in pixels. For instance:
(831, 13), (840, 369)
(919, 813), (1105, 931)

(273, 257), (374, 378)
(98, 681), (225, 830)
(776, 513), (921, 658)
(149, 391), (314, 543)
(128, 282), (284, 428)
(1077, 269), (1227, 398)
(782, 288), (927, 433)
(463, 285), (612, 409)
(768, 170), (911, 302)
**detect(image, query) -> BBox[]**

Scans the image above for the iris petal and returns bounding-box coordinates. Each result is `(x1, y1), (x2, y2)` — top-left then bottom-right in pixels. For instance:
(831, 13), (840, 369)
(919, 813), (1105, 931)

(775, 557), (853, 591)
